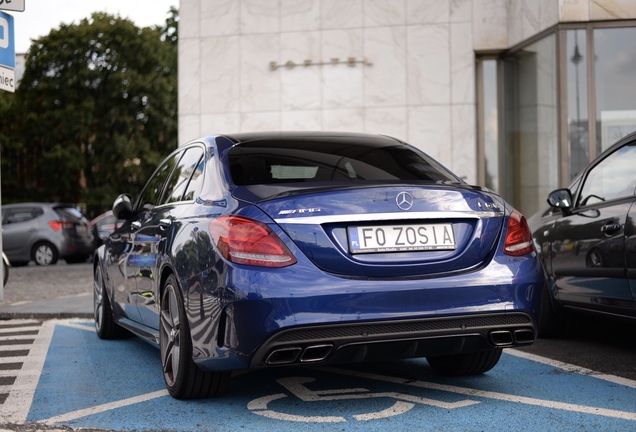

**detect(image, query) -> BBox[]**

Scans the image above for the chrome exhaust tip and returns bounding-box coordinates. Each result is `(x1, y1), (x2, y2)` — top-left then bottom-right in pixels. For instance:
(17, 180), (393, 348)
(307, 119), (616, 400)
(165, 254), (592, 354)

(265, 347), (302, 365)
(300, 344), (333, 363)
(490, 330), (513, 346)
(514, 329), (535, 344)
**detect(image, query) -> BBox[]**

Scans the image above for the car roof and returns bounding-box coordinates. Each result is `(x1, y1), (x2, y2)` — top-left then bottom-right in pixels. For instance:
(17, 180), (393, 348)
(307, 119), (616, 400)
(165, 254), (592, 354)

(220, 131), (403, 147)
(1, 202), (74, 208)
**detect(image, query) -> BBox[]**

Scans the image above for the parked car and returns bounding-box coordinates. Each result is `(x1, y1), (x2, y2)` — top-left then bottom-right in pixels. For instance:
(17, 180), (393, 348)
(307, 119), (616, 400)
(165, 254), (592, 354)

(93, 131), (544, 399)
(89, 211), (124, 248)
(2, 203), (94, 266)
(529, 131), (636, 336)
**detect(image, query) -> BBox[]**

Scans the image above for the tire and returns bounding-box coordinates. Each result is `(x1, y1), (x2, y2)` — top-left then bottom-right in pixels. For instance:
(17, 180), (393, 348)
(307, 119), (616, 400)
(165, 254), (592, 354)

(32, 242), (58, 266)
(537, 281), (565, 338)
(160, 274), (230, 399)
(427, 349), (502, 376)
(2, 261), (7, 286)
(94, 265), (127, 339)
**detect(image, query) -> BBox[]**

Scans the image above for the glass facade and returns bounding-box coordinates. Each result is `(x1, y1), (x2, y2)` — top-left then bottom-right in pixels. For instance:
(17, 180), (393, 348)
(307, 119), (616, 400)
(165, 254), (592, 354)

(479, 22), (636, 217)
(594, 27), (636, 154)
(501, 35), (559, 217)
(566, 29), (589, 180)
(478, 59), (500, 193)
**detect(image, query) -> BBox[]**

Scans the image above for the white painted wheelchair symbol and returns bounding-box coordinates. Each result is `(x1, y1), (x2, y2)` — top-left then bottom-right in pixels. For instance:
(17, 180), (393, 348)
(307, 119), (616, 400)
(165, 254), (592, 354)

(247, 376), (479, 423)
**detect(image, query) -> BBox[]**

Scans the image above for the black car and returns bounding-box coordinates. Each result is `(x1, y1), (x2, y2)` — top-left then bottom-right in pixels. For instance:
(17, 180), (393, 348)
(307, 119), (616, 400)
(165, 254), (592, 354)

(529, 131), (636, 335)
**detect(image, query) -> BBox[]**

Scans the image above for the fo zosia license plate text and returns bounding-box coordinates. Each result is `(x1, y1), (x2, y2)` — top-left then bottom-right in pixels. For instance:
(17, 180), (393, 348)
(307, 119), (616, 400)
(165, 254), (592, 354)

(348, 223), (455, 254)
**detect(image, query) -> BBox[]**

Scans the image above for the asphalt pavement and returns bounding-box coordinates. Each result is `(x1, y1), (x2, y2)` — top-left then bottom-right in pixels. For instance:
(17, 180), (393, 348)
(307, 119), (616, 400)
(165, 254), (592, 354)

(0, 262), (93, 319)
(0, 261), (635, 432)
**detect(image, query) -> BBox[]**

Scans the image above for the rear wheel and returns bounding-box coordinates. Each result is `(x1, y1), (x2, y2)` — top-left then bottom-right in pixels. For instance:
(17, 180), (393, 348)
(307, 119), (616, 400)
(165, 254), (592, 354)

(427, 349), (502, 376)
(94, 265), (126, 339)
(2, 259), (8, 286)
(160, 274), (230, 399)
(537, 281), (565, 338)
(32, 242), (58, 266)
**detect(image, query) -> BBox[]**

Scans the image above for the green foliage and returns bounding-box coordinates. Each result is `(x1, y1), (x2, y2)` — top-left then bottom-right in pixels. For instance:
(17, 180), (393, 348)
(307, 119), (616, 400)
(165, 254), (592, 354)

(0, 10), (178, 218)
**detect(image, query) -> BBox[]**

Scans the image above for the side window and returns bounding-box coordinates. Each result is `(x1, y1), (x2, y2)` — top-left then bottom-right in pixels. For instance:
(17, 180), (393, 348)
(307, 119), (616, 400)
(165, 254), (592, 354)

(577, 142), (636, 207)
(162, 147), (205, 204)
(182, 154), (206, 202)
(137, 151), (182, 211)
(4, 208), (42, 224)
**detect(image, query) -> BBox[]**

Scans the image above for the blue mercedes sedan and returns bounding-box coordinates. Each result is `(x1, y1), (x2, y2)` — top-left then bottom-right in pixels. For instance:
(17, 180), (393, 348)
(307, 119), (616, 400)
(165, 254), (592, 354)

(93, 132), (544, 399)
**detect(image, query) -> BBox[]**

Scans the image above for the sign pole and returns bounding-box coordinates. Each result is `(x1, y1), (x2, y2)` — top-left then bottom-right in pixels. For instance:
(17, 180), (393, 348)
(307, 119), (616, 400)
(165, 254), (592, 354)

(0, 1), (25, 300)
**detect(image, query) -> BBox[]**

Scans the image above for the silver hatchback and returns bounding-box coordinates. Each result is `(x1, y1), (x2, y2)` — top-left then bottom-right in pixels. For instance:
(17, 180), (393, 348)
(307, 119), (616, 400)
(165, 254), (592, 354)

(1, 203), (94, 266)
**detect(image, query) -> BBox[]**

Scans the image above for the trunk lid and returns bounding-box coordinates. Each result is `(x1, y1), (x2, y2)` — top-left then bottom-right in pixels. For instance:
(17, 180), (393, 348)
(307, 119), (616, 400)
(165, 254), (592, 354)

(251, 185), (506, 278)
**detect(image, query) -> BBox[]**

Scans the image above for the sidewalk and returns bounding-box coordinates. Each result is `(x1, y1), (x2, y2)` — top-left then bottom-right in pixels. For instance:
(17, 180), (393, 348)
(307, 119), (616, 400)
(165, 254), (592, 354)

(0, 292), (92, 319)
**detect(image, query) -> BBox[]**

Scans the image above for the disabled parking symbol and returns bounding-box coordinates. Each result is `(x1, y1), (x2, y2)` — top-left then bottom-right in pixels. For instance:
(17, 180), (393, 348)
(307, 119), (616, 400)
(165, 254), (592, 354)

(247, 376), (479, 423)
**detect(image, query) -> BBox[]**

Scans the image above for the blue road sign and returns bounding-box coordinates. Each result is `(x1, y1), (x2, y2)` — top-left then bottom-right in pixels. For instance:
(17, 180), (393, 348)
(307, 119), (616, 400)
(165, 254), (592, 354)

(0, 11), (15, 69)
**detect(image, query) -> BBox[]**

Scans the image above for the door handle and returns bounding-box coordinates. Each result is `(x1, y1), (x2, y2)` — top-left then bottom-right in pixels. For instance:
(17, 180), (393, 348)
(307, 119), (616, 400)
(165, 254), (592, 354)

(600, 222), (621, 235)
(131, 221), (142, 232)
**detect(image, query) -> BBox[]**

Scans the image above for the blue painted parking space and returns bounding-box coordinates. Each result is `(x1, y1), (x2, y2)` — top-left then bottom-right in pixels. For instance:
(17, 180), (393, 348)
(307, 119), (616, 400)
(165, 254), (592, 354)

(13, 320), (636, 431)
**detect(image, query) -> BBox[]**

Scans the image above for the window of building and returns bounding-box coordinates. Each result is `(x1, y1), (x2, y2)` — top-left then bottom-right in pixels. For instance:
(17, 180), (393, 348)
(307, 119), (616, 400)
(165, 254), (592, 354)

(594, 26), (636, 155)
(501, 34), (559, 217)
(565, 28), (589, 180)
(477, 59), (500, 193)
(478, 22), (636, 218)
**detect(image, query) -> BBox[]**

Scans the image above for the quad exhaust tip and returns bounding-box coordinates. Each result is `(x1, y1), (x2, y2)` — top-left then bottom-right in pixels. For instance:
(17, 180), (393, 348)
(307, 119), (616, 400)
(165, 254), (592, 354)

(265, 344), (334, 365)
(300, 344), (333, 363)
(490, 329), (535, 347)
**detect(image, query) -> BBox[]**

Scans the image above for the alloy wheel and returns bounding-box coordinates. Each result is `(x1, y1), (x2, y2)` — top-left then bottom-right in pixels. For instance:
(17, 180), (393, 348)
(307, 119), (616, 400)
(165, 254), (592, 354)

(94, 267), (104, 334)
(160, 282), (181, 387)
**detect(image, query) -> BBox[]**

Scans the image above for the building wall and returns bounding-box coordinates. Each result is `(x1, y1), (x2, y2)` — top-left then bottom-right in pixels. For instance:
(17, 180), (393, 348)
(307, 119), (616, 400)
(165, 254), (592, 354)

(178, 0), (636, 185)
(474, 0), (636, 51)
(179, 0), (476, 182)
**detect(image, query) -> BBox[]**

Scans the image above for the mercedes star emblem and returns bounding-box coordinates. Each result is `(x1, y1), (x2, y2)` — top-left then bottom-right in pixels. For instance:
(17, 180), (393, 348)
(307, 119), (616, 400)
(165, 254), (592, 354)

(396, 191), (414, 211)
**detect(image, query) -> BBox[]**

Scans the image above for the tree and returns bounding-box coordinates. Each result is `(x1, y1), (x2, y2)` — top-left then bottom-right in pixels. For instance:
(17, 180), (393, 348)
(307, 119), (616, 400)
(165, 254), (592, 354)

(1, 11), (178, 217)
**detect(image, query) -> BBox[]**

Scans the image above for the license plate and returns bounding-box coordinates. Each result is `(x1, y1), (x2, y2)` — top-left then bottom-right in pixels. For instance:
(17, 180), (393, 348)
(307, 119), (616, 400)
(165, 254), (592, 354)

(348, 223), (456, 254)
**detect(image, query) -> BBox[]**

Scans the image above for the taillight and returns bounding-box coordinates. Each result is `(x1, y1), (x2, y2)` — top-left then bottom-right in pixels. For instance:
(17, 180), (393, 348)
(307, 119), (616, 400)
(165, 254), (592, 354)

(209, 216), (297, 268)
(503, 210), (535, 256)
(48, 221), (74, 231)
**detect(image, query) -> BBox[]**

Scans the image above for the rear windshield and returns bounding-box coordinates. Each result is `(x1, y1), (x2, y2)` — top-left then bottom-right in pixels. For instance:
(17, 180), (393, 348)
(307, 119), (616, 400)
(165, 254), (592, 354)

(54, 207), (87, 223)
(229, 140), (459, 187)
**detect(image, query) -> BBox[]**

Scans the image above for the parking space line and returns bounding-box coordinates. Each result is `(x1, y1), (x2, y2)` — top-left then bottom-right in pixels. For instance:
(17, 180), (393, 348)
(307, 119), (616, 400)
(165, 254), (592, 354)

(59, 321), (94, 333)
(4, 319), (635, 430)
(24, 318), (171, 425)
(40, 390), (169, 425)
(320, 365), (636, 421)
(507, 348), (636, 390)
(1, 320), (54, 423)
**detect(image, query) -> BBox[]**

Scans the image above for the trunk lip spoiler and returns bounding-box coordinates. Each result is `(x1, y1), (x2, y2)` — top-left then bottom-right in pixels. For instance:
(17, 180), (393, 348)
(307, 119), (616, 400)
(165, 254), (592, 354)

(274, 211), (502, 225)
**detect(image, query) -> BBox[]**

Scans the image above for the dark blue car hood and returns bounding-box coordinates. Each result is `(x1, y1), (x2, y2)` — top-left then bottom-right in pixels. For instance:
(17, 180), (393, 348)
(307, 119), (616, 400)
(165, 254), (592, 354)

(246, 185), (507, 278)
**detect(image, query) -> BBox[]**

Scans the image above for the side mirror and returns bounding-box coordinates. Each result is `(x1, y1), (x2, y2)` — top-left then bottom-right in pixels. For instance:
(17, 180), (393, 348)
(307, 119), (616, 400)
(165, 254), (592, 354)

(112, 194), (134, 220)
(547, 188), (573, 213)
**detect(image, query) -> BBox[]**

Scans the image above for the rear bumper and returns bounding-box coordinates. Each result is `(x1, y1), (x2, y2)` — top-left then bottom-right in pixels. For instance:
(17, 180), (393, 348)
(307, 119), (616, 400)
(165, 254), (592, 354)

(250, 312), (535, 367)
(187, 252), (544, 372)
